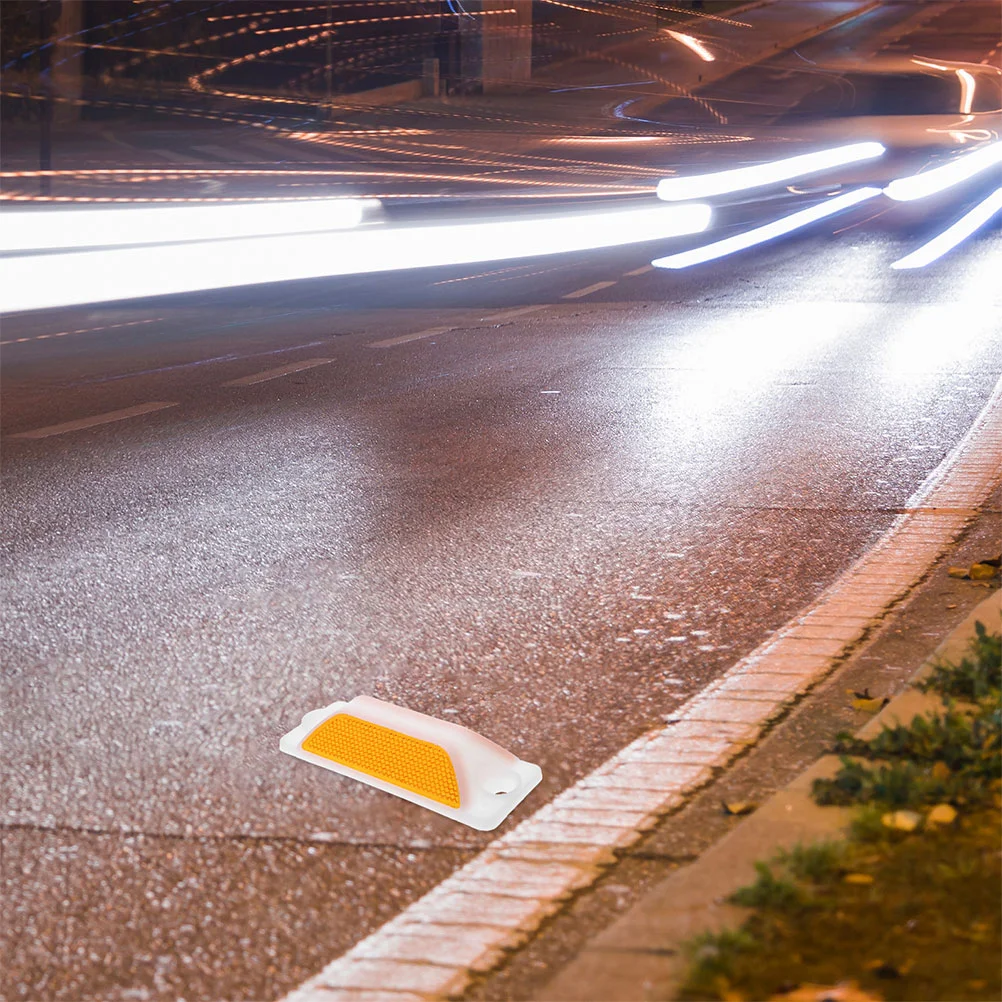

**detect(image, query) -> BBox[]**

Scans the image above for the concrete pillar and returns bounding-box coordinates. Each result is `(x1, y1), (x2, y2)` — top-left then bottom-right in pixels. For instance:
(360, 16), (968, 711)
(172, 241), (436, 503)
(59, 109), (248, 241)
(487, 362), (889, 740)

(455, 0), (532, 95)
(481, 0), (532, 94)
(53, 0), (84, 122)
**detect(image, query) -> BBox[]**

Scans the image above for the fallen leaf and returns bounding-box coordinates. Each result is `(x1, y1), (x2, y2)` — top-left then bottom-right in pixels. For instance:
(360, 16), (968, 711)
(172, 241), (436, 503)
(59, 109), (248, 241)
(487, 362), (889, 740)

(843, 872), (875, 885)
(722, 801), (757, 816)
(969, 562), (998, 580)
(852, 696), (889, 713)
(930, 761), (951, 781)
(945, 603), (958, 609)
(770, 981), (882, 1001)
(965, 980), (987, 992)
(926, 803), (957, 827)
(947, 566), (970, 579)
(882, 810), (922, 832)
(979, 555), (1001, 568)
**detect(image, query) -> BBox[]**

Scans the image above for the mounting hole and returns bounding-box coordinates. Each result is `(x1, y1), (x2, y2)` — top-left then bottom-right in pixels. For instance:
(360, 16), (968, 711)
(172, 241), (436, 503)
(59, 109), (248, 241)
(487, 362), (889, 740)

(487, 770), (520, 797)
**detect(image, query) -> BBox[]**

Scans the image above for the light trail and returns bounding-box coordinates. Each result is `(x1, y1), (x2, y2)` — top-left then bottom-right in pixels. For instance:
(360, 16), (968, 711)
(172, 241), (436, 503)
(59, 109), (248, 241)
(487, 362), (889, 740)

(891, 187), (1002, 269)
(663, 30), (714, 62)
(1, 203), (710, 314)
(884, 141), (1002, 201)
(0, 198), (369, 252)
(651, 187), (881, 268)
(656, 143), (885, 201)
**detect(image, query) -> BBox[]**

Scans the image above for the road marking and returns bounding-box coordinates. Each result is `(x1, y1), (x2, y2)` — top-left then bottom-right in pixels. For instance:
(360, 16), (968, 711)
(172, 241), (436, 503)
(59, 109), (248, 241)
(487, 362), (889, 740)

(366, 327), (454, 349)
(9, 401), (179, 439)
(562, 280), (618, 299)
(222, 358), (335, 386)
(482, 304), (547, 322)
(367, 307), (547, 349)
(191, 143), (268, 163)
(0, 317), (162, 347)
(623, 264), (653, 277)
(282, 375), (1002, 1002)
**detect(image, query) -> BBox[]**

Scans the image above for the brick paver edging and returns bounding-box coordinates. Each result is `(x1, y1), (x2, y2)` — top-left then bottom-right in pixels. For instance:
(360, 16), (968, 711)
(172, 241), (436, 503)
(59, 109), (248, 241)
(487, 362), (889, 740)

(283, 375), (1002, 1002)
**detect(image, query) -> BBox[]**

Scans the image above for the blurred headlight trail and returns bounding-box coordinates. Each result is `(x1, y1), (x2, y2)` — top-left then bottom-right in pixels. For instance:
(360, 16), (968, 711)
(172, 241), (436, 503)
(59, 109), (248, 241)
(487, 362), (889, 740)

(0, 198), (369, 252)
(0, 202), (710, 314)
(656, 143), (885, 202)
(651, 188), (882, 269)
(664, 30), (715, 62)
(891, 187), (1002, 269)
(885, 142), (1002, 202)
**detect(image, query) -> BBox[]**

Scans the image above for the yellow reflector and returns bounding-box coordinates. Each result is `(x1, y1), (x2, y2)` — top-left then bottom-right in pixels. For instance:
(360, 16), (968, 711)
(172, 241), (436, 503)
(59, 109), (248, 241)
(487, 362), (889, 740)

(301, 713), (461, 809)
(280, 695), (542, 830)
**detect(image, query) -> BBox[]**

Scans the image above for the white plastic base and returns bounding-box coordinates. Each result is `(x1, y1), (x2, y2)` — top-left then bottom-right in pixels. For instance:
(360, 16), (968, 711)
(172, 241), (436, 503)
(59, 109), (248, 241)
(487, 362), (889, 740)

(280, 696), (542, 831)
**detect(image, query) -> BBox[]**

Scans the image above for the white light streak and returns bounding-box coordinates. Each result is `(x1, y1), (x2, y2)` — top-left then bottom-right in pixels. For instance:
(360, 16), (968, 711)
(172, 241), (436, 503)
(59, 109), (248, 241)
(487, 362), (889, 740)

(664, 30), (714, 62)
(656, 143), (884, 201)
(884, 142), (1002, 201)
(890, 186), (1002, 269)
(0, 198), (368, 252)
(651, 187), (882, 268)
(0, 203), (711, 314)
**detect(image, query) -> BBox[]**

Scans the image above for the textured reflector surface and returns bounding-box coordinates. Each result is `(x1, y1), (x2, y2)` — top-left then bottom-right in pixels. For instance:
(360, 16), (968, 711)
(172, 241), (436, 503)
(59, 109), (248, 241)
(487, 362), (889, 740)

(301, 714), (461, 808)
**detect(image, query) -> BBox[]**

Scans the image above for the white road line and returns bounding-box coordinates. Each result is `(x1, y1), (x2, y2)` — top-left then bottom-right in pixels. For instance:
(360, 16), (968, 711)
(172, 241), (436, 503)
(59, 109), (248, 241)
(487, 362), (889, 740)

(367, 308), (547, 349)
(282, 375), (1002, 1002)
(481, 304), (548, 322)
(623, 264), (653, 277)
(366, 327), (454, 349)
(9, 401), (179, 439)
(222, 358), (335, 386)
(0, 317), (162, 347)
(562, 280), (618, 299)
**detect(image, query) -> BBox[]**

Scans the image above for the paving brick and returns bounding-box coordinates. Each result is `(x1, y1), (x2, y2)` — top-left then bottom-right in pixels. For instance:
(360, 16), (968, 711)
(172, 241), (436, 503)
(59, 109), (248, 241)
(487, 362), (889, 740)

(659, 719), (761, 742)
(714, 673), (809, 697)
(452, 858), (593, 898)
(680, 697), (782, 726)
(488, 842), (616, 867)
(503, 820), (642, 849)
(312, 959), (471, 995)
(407, 888), (560, 930)
(766, 636), (851, 658)
(351, 925), (510, 972)
(552, 787), (684, 815)
(581, 761), (713, 793)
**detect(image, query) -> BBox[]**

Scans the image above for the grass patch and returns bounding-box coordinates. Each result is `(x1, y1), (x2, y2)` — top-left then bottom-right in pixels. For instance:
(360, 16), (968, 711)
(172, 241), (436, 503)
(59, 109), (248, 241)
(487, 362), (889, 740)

(678, 622), (1002, 1002)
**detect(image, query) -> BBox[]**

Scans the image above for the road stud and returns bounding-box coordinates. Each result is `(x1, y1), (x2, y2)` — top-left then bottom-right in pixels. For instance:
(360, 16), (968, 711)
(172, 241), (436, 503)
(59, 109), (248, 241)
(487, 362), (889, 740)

(280, 695), (542, 830)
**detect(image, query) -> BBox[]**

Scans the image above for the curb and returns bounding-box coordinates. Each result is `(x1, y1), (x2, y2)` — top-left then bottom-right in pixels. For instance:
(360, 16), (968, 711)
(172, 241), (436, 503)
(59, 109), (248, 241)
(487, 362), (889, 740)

(280, 374), (1002, 1001)
(537, 588), (1001, 1001)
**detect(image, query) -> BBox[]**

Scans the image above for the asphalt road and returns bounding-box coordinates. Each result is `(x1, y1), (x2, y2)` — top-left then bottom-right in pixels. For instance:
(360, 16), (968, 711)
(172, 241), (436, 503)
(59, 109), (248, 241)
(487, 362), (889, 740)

(3, 4), (1002, 1000)
(4, 187), (1002, 1000)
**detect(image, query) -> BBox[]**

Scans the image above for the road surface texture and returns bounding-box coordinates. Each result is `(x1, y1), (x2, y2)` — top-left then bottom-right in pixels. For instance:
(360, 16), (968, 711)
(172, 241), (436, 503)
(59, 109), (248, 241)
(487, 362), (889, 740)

(2, 3), (1001, 1001)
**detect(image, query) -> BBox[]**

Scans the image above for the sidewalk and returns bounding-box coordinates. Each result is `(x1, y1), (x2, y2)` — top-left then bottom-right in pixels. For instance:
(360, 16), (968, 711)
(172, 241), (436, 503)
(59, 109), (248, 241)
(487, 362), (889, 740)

(520, 545), (1001, 1000)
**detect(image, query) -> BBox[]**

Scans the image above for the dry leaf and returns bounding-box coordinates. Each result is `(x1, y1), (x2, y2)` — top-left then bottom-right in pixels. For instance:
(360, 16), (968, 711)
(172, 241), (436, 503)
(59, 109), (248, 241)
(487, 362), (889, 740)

(852, 696), (889, 713)
(921, 801), (953, 825)
(882, 810), (922, 832)
(843, 872), (875, 885)
(969, 562), (998, 580)
(770, 980), (883, 1001)
(947, 566), (970, 579)
(930, 761), (951, 781)
(723, 801), (757, 816)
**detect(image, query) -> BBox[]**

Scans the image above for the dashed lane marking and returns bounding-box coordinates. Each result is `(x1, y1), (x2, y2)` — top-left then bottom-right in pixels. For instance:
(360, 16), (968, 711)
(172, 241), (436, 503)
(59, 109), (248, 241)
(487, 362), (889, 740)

(0, 318), (163, 346)
(8, 401), (179, 439)
(623, 264), (654, 277)
(282, 373), (1002, 1002)
(562, 280), (618, 299)
(366, 307), (547, 349)
(366, 327), (454, 348)
(222, 357), (335, 386)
